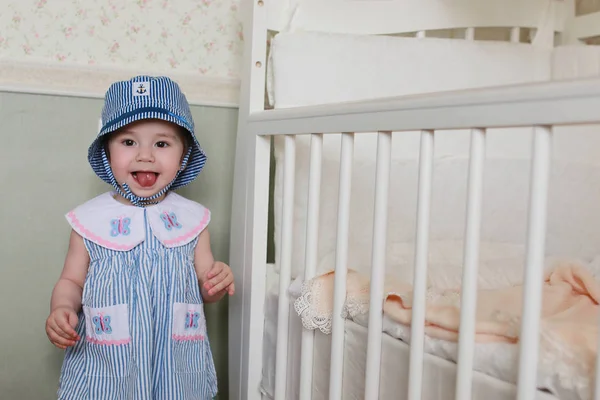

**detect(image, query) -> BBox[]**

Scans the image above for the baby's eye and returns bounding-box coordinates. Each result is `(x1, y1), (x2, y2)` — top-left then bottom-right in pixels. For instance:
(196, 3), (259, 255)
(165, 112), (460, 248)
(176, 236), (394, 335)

(155, 141), (169, 148)
(122, 139), (135, 146)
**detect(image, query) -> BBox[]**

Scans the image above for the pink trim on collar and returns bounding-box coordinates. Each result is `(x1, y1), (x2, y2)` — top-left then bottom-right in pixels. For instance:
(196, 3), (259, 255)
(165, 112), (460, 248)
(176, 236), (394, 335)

(162, 207), (210, 246)
(67, 211), (136, 251)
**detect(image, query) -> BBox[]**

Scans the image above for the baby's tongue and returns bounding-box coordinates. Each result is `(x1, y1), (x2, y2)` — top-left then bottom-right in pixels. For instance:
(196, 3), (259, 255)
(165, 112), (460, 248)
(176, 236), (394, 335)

(136, 172), (157, 187)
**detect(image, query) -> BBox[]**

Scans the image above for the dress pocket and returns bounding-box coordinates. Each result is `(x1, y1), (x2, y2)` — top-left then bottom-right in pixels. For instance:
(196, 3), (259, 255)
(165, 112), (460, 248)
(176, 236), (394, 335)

(83, 303), (132, 378)
(172, 302), (208, 374)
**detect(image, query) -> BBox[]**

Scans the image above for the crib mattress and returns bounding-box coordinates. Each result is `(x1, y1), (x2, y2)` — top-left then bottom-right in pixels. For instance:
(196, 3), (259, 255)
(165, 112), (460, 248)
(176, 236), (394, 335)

(262, 315), (557, 400)
(260, 278), (557, 400)
(312, 319), (557, 400)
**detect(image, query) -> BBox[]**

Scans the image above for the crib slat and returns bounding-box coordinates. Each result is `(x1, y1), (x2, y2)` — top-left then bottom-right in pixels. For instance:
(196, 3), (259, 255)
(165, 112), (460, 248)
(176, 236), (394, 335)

(364, 131), (393, 400)
(274, 134), (296, 400)
(408, 129), (435, 400)
(511, 27), (521, 43)
(465, 27), (475, 40)
(299, 133), (324, 400)
(595, 313), (600, 400)
(329, 132), (355, 400)
(455, 128), (486, 400)
(517, 126), (552, 400)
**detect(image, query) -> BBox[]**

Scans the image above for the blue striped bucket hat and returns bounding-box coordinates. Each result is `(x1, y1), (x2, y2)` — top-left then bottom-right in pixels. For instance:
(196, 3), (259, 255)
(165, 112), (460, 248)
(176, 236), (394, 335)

(89, 75), (206, 191)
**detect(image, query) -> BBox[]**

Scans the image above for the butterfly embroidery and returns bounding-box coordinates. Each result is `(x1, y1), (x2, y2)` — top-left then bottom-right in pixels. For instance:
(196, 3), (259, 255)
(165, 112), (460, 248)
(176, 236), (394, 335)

(185, 311), (200, 330)
(92, 314), (113, 335)
(110, 217), (131, 237)
(161, 212), (182, 231)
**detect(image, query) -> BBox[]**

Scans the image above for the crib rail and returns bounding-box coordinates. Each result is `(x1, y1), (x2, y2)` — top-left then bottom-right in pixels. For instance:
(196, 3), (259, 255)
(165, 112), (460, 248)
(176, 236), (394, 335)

(265, 0), (567, 37)
(258, 77), (600, 400)
(247, 77), (600, 135)
(567, 11), (600, 42)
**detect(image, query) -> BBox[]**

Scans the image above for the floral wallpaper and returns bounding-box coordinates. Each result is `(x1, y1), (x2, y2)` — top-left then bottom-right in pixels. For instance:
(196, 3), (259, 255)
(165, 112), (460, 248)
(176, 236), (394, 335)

(0, 0), (244, 79)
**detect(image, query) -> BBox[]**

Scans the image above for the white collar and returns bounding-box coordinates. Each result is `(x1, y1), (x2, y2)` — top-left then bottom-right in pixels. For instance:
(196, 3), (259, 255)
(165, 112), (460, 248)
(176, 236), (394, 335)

(65, 192), (211, 251)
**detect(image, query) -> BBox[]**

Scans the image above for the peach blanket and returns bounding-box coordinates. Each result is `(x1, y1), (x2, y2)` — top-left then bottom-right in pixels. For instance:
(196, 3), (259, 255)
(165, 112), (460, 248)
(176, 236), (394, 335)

(294, 262), (600, 398)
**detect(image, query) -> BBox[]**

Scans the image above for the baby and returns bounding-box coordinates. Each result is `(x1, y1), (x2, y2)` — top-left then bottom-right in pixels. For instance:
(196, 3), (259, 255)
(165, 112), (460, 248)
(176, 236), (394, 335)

(45, 76), (233, 399)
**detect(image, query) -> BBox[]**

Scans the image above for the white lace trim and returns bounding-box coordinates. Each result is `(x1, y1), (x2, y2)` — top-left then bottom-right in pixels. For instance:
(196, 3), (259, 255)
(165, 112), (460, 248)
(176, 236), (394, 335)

(293, 277), (334, 334)
(293, 277), (465, 335)
(293, 272), (372, 334)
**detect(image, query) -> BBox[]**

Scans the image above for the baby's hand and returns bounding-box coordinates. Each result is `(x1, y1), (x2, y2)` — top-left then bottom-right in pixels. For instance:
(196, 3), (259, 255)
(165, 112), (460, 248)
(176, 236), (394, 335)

(203, 261), (235, 297)
(45, 307), (80, 350)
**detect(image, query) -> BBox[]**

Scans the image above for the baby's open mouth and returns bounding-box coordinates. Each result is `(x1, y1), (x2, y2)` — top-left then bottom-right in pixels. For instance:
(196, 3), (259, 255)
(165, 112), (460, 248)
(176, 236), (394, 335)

(132, 171), (158, 188)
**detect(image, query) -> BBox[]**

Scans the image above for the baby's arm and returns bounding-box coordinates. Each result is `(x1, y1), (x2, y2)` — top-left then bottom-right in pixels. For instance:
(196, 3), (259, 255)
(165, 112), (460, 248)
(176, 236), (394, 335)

(194, 229), (235, 303)
(45, 229), (90, 349)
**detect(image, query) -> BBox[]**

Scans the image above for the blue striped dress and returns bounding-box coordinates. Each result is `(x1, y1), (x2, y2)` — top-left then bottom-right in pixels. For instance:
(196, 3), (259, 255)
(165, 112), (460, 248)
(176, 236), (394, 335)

(57, 191), (218, 400)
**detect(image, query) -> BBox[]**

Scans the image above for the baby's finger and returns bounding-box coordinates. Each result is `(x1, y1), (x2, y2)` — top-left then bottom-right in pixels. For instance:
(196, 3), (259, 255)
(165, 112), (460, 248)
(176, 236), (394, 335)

(206, 262), (223, 280)
(54, 341), (74, 349)
(57, 315), (79, 339)
(48, 319), (69, 340)
(209, 268), (229, 287)
(227, 282), (235, 295)
(53, 337), (76, 348)
(205, 269), (229, 292)
(208, 273), (233, 296)
(48, 317), (75, 341)
(49, 329), (77, 348)
(204, 267), (224, 289)
(54, 315), (78, 339)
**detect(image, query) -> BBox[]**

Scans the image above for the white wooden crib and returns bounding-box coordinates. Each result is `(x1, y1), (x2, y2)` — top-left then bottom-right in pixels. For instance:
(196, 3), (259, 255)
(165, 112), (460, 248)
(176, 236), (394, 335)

(228, 1), (600, 399)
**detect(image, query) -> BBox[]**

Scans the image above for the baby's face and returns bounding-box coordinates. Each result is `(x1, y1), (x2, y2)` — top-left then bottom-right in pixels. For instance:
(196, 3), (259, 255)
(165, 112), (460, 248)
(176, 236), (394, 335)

(106, 119), (186, 201)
